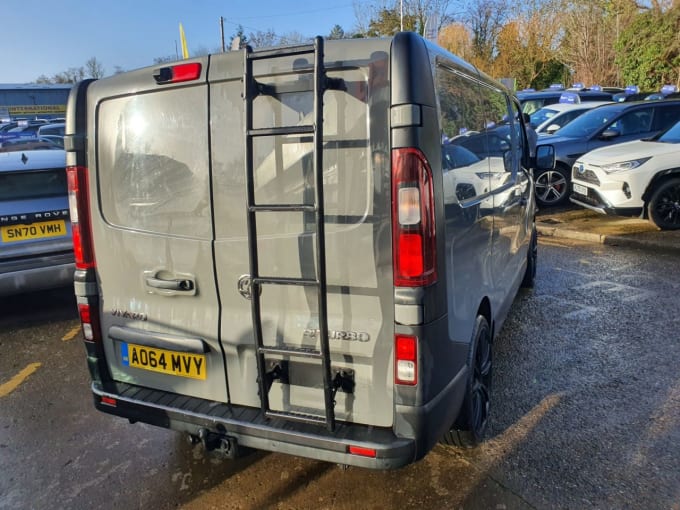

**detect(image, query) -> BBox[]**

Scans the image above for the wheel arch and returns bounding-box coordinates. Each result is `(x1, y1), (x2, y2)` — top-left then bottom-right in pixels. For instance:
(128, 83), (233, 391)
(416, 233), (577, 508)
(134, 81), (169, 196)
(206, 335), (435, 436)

(641, 167), (680, 207)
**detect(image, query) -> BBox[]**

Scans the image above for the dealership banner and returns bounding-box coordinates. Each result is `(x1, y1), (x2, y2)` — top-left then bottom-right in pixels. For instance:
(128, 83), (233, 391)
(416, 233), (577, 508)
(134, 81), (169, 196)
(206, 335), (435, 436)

(8, 105), (66, 115)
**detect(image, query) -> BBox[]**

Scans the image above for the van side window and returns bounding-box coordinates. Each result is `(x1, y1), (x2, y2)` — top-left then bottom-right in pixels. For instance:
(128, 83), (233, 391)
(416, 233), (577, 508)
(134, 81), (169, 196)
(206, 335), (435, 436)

(436, 65), (491, 203)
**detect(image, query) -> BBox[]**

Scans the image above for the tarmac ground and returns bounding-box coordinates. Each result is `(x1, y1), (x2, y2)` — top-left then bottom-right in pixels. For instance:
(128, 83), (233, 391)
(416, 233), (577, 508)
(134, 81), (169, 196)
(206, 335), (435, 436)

(536, 205), (680, 253)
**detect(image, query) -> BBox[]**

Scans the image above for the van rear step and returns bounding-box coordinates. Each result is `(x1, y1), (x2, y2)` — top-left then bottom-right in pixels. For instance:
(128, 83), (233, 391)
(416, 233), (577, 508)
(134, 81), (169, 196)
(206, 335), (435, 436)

(91, 381), (415, 469)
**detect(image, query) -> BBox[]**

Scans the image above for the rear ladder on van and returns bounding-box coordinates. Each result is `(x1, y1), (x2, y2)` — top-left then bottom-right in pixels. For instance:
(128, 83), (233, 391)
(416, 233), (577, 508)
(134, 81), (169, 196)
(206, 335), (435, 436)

(243, 37), (351, 432)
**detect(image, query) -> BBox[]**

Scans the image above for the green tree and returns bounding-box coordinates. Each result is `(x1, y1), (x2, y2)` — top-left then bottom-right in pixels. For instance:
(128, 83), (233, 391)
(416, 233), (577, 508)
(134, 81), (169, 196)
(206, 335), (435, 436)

(328, 24), (345, 39)
(366, 7), (418, 36)
(615, 6), (680, 90)
(356, 0), (454, 37)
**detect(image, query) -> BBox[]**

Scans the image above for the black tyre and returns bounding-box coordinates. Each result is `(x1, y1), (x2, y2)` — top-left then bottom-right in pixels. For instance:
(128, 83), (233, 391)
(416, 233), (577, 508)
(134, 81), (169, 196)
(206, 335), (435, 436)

(534, 165), (570, 207)
(647, 178), (680, 230)
(441, 315), (492, 448)
(521, 226), (538, 289)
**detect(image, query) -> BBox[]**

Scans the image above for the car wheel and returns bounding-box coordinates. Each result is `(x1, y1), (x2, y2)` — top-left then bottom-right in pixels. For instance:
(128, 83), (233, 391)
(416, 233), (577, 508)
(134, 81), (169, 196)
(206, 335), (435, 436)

(647, 178), (680, 230)
(441, 315), (492, 448)
(535, 165), (570, 207)
(521, 225), (537, 289)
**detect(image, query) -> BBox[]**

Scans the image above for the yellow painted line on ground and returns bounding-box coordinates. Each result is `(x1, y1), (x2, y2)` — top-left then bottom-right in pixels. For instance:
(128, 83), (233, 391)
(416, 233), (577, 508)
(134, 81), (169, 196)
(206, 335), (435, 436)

(0, 363), (42, 398)
(62, 325), (82, 342)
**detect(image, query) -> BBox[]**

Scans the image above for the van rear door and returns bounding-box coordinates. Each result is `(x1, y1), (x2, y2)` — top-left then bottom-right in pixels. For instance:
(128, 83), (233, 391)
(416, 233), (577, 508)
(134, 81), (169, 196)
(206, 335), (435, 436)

(207, 41), (395, 427)
(89, 60), (229, 402)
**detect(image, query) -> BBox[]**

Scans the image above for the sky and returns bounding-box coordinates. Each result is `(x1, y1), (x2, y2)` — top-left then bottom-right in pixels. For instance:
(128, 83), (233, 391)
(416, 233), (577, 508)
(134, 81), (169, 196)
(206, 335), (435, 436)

(2, 0), (359, 83)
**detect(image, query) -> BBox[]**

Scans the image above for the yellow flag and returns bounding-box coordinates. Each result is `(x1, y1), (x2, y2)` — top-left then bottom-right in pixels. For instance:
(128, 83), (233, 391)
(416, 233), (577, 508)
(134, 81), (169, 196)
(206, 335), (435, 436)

(179, 23), (189, 59)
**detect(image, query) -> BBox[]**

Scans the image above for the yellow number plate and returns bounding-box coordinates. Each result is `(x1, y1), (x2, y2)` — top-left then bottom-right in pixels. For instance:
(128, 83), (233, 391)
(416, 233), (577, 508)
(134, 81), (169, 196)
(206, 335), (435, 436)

(1, 220), (67, 242)
(121, 342), (206, 380)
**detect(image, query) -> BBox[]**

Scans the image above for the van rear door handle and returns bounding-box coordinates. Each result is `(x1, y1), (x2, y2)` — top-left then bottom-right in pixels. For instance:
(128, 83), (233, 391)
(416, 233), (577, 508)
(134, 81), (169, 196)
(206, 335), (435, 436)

(145, 277), (194, 291)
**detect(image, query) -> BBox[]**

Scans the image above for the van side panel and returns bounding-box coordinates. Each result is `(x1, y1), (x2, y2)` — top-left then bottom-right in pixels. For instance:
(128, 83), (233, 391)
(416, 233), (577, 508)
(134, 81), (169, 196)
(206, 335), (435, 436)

(208, 40), (396, 426)
(389, 33), (471, 448)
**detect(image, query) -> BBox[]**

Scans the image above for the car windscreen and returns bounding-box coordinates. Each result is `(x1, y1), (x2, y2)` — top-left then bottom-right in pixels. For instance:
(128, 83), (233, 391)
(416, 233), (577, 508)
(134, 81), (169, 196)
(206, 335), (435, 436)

(530, 107), (559, 127)
(554, 107), (623, 138)
(658, 121), (680, 143)
(0, 168), (67, 201)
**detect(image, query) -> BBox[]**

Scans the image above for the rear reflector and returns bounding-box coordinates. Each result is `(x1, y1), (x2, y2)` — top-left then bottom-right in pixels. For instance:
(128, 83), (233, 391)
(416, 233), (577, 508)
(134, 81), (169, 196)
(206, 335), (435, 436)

(348, 445), (377, 458)
(100, 396), (117, 407)
(395, 334), (417, 385)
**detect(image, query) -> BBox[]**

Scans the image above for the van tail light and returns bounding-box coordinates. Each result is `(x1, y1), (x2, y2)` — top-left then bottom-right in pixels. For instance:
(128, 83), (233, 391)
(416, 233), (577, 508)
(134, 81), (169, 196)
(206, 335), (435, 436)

(78, 302), (102, 343)
(66, 166), (95, 270)
(391, 148), (436, 287)
(395, 334), (418, 385)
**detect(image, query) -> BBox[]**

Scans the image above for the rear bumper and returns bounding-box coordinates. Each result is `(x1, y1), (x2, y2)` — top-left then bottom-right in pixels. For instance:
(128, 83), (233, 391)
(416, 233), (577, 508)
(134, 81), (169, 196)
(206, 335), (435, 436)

(0, 255), (75, 296)
(92, 381), (417, 469)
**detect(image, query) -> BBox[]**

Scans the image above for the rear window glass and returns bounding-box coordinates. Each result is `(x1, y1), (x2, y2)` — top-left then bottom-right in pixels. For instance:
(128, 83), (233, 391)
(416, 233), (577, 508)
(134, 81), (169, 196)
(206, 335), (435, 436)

(0, 169), (66, 201)
(97, 86), (210, 238)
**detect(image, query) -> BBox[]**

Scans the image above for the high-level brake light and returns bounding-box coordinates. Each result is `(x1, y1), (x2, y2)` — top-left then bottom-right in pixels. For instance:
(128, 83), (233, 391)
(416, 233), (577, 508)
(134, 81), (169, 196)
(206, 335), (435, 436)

(153, 63), (202, 84)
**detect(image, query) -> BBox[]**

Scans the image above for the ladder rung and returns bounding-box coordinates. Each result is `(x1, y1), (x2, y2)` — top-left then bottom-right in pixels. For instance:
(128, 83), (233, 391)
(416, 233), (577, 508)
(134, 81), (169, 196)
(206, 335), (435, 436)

(249, 44), (315, 61)
(265, 409), (327, 426)
(249, 204), (316, 213)
(253, 276), (318, 286)
(258, 345), (322, 358)
(248, 126), (314, 137)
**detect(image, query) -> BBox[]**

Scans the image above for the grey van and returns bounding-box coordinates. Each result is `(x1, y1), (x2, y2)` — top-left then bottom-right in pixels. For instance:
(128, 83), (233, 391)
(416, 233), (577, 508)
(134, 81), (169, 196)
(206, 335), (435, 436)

(66, 33), (551, 469)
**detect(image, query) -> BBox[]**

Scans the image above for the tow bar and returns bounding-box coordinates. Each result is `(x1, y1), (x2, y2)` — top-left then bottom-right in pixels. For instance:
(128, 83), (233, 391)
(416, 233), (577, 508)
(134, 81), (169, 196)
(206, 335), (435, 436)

(188, 428), (240, 459)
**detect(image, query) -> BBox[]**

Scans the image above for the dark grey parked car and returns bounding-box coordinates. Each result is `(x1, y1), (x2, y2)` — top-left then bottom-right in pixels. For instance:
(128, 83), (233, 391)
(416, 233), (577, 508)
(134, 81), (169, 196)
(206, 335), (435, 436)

(534, 100), (680, 206)
(0, 149), (74, 296)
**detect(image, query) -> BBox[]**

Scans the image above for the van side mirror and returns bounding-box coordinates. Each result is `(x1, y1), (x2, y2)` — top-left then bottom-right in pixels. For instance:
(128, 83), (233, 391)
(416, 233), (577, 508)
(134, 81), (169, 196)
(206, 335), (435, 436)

(533, 145), (555, 170)
(545, 124), (560, 134)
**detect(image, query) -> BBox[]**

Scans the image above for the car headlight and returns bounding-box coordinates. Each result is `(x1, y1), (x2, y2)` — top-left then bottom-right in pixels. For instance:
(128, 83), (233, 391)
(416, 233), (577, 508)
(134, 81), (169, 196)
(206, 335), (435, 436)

(600, 157), (651, 174)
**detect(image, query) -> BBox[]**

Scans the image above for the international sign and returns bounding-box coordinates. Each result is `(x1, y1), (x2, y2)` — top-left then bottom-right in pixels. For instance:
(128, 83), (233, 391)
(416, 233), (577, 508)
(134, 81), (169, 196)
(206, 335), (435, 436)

(8, 105), (66, 115)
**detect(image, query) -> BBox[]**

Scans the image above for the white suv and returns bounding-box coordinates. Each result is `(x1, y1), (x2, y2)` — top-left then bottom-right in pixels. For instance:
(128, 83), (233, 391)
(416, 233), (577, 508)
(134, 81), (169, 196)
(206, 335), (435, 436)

(570, 120), (680, 229)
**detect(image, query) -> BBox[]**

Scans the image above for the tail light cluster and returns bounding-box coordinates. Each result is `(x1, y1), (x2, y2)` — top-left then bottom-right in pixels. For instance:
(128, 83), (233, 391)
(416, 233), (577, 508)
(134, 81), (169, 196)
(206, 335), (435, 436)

(391, 148), (436, 287)
(391, 147), (436, 387)
(66, 166), (95, 270)
(67, 165), (101, 344)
